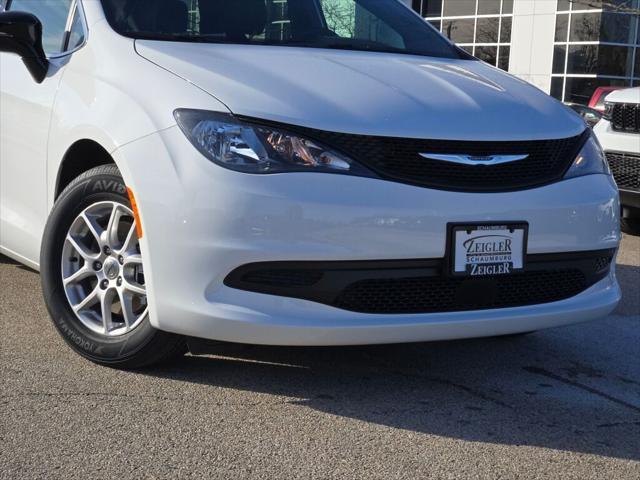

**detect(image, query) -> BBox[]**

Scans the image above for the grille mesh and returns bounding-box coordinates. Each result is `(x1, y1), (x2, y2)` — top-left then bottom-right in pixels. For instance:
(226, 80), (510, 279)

(240, 269), (324, 288)
(611, 103), (640, 133)
(333, 270), (587, 314)
(606, 151), (640, 191)
(283, 125), (587, 192)
(594, 255), (613, 273)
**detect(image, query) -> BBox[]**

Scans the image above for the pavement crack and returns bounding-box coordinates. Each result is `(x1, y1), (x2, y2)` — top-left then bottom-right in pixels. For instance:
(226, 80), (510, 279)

(372, 367), (513, 409)
(597, 421), (640, 428)
(523, 366), (640, 413)
(426, 376), (513, 409)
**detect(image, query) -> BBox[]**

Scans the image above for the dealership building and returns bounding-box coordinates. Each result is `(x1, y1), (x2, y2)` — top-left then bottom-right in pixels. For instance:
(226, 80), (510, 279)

(405, 0), (640, 104)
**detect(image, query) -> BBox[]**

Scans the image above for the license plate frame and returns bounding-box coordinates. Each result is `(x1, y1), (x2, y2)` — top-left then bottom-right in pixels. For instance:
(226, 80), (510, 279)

(446, 222), (529, 278)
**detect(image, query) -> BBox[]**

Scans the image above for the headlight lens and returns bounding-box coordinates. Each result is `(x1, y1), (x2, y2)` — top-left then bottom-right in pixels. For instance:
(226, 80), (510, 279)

(174, 109), (374, 176)
(564, 132), (610, 179)
(603, 102), (614, 121)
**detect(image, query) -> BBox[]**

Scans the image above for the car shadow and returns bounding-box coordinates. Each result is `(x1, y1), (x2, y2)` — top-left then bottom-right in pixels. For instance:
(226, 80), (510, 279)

(142, 303), (640, 462)
(0, 255), (20, 265)
(0, 254), (38, 273)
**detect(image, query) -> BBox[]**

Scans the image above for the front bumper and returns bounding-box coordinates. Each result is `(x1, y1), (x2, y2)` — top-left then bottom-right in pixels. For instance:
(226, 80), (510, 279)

(594, 120), (640, 212)
(114, 126), (621, 345)
(594, 119), (640, 155)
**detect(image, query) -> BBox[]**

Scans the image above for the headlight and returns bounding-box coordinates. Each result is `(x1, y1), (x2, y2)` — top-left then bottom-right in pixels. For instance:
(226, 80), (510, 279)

(603, 102), (614, 121)
(174, 109), (374, 176)
(564, 131), (610, 179)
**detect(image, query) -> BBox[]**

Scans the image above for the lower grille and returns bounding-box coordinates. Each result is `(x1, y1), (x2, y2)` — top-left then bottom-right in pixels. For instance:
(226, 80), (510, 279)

(334, 270), (586, 314)
(606, 151), (640, 191)
(240, 269), (323, 288)
(611, 103), (640, 133)
(225, 250), (614, 314)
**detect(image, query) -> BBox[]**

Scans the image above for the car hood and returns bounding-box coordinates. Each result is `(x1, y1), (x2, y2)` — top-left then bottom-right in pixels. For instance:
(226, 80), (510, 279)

(136, 41), (585, 141)
(605, 87), (640, 104)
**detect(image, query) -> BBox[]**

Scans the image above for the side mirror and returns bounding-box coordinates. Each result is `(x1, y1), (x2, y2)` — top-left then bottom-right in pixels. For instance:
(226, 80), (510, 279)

(0, 11), (49, 83)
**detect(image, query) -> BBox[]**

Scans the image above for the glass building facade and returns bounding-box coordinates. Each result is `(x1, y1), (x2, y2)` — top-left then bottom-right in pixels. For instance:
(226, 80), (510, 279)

(412, 0), (514, 70)
(411, 0), (640, 105)
(551, 0), (639, 103)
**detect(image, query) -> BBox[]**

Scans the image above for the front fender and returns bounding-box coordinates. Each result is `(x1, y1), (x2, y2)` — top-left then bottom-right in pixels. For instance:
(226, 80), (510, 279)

(47, 19), (229, 212)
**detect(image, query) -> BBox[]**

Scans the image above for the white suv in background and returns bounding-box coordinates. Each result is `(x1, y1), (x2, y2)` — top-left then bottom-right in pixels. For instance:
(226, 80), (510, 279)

(594, 87), (640, 235)
(0, 0), (621, 368)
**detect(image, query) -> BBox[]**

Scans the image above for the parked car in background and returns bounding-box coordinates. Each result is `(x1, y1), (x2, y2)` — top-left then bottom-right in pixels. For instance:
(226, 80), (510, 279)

(566, 103), (602, 128)
(589, 86), (624, 113)
(0, 0), (622, 368)
(594, 87), (640, 235)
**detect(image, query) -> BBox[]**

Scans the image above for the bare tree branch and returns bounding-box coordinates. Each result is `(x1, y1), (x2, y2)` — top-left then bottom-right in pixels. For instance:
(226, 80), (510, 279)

(322, 0), (356, 37)
(568, 0), (640, 14)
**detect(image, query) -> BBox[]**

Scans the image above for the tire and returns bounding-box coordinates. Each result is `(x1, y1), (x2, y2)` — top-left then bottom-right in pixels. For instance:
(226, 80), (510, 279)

(621, 217), (640, 236)
(40, 165), (186, 369)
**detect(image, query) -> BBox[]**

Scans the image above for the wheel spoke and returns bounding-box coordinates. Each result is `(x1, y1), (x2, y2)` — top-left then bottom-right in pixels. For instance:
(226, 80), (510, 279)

(81, 212), (104, 247)
(119, 222), (138, 255)
(73, 286), (100, 313)
(107, 204), (131, 250)
(118, 291), (138, 328)
(66, 234), (99, 262)
(63, 266), (95, 286)
(123, 279), (146, 296)
(105, 204), (120, 248)
(123, 254), (143, 267)
(100, 290), (115, 334)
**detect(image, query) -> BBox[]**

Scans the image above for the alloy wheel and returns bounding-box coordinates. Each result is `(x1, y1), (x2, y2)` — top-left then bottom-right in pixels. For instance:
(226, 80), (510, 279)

(61, 201), (147, 337)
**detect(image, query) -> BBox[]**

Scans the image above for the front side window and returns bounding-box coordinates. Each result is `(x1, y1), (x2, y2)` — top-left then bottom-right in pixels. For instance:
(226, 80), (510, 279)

(99, 0), (464, 59)
(66, 3), (85, 50)
(7, 0), (72, 53)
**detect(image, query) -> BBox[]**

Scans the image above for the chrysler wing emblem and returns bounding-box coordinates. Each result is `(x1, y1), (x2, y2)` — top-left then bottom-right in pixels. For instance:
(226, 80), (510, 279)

(419, 153), (529, 166)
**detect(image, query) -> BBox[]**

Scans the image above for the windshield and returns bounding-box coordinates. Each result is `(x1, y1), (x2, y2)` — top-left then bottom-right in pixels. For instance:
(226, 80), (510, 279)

(100, 0), (465, 59)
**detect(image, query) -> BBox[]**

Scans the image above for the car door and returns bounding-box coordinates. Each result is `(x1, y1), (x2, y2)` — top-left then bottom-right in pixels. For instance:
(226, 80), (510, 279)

(0, 0), (75, 266)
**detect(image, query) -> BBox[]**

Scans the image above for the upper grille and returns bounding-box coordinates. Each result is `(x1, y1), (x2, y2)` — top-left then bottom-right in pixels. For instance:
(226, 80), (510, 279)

(270, 122), (588, 192)
(606, 151), (640, 191)
(611, 103), (640, 133)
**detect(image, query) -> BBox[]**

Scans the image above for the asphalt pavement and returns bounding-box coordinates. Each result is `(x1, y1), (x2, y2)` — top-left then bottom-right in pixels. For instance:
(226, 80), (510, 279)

(1, 234), (639, 479)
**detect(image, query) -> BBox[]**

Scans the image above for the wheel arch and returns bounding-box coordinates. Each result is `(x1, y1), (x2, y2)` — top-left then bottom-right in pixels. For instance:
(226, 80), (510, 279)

(54, 139), (118, 200)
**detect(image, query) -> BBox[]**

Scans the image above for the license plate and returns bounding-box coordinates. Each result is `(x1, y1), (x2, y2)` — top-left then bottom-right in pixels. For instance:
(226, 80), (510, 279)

(449, 223), (528, 277)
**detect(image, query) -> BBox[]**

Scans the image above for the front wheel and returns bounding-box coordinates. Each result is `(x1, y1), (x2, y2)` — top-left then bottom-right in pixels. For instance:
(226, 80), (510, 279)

(621, 217), (640, 236)
(40, 165), (185, 368)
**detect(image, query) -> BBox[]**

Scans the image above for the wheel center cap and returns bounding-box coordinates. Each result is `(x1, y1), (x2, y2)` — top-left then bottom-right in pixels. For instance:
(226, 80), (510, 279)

(103, 258), (120, 280)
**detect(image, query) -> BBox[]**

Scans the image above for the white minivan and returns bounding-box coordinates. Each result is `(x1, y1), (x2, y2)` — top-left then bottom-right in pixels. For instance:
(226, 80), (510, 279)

(0, 0), (621, 368)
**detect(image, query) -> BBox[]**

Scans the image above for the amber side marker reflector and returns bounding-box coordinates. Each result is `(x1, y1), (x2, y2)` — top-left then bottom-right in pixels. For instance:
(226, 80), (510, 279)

(126, 187), (144, 239)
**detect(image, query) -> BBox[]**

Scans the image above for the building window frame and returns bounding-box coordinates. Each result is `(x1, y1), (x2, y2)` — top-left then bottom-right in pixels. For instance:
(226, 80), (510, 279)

(413, 0), (513, 71)
(551, 0), (640, 102)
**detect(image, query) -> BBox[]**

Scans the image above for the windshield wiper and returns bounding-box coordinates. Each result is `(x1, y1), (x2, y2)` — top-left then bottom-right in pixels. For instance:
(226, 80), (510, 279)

(319, 42), (404, 54)
(123, 32), (228, 43)
(287, 37), (407, 55)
